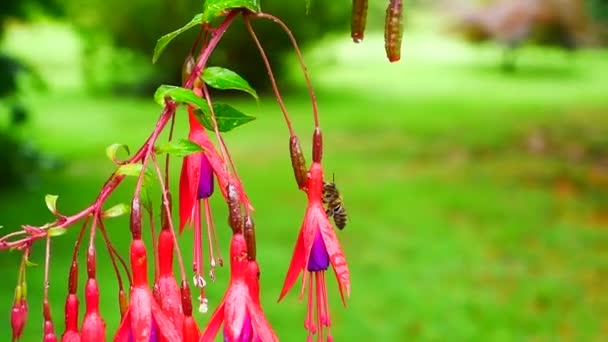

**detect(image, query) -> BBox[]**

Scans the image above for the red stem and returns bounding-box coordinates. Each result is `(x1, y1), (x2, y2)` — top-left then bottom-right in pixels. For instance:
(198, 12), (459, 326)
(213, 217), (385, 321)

(253, 12), (321, 129)
(243, 17), (296, 137)
(150, 153), (187, 283)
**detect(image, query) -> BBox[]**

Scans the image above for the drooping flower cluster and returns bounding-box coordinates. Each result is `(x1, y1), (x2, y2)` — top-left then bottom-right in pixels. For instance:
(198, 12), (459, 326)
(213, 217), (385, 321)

(1, 4), (358, 342)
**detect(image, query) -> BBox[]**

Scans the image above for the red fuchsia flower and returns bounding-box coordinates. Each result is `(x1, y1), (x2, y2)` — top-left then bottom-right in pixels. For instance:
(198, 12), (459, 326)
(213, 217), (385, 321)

(200, 234), (278, 342)
(179, 105), (254, 311)
(279, 162), (351, 341)
(80, 279), (105, 342)
(155, 229), (184, 341)
(60, 294), (80, 342)
(114, 239), (181, 342)
(43, 302), (58, 342)
(179, 106), (253, 234)
(11, 284), (27, 342)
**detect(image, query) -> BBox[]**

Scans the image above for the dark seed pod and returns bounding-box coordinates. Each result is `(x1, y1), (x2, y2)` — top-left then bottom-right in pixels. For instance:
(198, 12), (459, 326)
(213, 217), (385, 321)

(226, 183), (243, 234)
(312, 127), (323, 164)
(244, 214), (256, 261)
(351, 0), (368, 43)
(289, 136), (308, 191)
(384, 0), (403, 62)
(180, 281), (193, 317)
(182, 55), (195, 86)
(130, 197), (142, 240)
(160, 192), (172, 231)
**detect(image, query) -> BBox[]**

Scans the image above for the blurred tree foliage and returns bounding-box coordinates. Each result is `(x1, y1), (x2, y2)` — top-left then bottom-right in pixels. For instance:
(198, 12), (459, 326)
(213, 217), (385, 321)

(63, 0), (350, 93)
(0, 0), (62, 189)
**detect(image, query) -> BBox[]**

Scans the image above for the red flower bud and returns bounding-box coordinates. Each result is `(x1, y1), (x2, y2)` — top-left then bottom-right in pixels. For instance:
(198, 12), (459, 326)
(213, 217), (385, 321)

(81, 279), (106, 342)
(60, 294), (80, 342)
(10, 294), (27, 342)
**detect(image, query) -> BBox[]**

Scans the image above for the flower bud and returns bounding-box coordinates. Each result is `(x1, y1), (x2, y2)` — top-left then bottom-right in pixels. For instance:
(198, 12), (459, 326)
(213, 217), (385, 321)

(81, 279), (106, 342)
(226, 183), (243, 234)
(244, 214), (256, 261)
(312, 127), (323, 163)
(289, 135), (308, 191)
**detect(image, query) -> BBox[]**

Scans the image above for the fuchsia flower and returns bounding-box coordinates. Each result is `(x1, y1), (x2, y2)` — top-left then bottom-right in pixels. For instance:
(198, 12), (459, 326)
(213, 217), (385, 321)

(179, 107), (253, 233)
(114, 239), (181, 342)
(81, 279), (105, 342)
(155, 229), (183, 341)
(279, 162), (350, 341)
(60, 293), (80, 342)
(10, 284), (27, 342)
(200, 234), (278, 342)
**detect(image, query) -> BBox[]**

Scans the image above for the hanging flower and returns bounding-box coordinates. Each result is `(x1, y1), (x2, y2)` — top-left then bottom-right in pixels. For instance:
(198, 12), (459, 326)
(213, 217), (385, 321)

(279, 162), (351, 341)
(200, 234), (278, 342)
(80, 279), (105, 342)
(114, 239), (181, 342)
(179, 107), (253, 233)
(11, 283), (27, 342)
(60, 293), (80, 342)
(155, 229), (184, 341)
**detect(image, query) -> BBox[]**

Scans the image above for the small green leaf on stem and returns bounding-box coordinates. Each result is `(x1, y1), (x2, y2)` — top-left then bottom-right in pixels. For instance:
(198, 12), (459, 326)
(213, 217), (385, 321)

(202, 66), (258, 99)
(24, 256), (38, 267)
(153, 13), (203, 63)
(47, 227), (67, 237)
(154, 85), (208, 110)
(194, 103), (255, 133)
(102, 203), (131, 218)
(202, 0), (260, 23)
(116, 163), (145, 177)
(45, 194), (58, 215)
(155, 138), (204, 157)
(106, 143), (130, 163)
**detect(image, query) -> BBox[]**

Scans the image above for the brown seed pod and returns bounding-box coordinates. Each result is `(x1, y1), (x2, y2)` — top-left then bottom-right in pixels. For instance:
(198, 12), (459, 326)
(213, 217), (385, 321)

(384, 0), (403, 62)
(289, 136), (308, 191)
(351, 0), (369, 43)
(226, 183), (243, 234)
(312, 127), (323, 164)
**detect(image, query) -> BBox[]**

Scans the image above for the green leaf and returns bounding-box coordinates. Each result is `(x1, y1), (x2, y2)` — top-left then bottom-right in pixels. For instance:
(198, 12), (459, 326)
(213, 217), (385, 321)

(202, 67), (258, 99)
(24, 257), (38, 267)
(102, 203), (130, 218)
(48, 227), (67, 237)
(115, 164), (153, 213)
(194, 103), (255, 132)
(45, 194), (58, 214)
(202, 0), (260, 23)
(153, 13), (203, 63)
(106, 143), (130, 163)
(154, 85), (208, 109)
(156, 138), (204, 157)
(116, 163), (145, 177)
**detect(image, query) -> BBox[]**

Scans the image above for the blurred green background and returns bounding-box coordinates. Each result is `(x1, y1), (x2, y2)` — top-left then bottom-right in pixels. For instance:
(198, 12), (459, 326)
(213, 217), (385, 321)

(2, 0), (608, 340)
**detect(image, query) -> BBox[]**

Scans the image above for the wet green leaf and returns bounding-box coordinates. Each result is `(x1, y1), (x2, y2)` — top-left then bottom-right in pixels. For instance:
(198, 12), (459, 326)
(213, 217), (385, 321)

(156, 139), (204, 157)
(194, 103), (255, 133)
(202, 0), (260, 23)
(202, 67), (258, 99)
(153, 13), (203, 63)
(154, 85), (208, 110)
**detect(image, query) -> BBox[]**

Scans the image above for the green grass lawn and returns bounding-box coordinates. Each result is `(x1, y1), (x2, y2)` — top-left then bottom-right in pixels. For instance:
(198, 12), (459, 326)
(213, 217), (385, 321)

(2, 15), (608, 341)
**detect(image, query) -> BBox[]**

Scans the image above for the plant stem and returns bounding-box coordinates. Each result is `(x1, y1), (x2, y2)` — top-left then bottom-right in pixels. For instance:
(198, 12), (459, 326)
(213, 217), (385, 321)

(244, 17), (296, 137)
(253, 12), (321, 129)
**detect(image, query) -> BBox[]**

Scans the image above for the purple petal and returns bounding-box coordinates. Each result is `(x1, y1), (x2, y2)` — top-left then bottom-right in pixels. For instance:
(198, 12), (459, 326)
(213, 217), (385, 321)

(150, 318), (158, 342)
(197, 153), (214, 199)
(222, 312), (253, 342)
(307, 230), (330, 272)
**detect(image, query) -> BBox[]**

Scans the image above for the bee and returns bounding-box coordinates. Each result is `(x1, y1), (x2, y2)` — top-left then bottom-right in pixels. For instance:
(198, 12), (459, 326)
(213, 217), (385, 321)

(322, 176), (348, 230)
